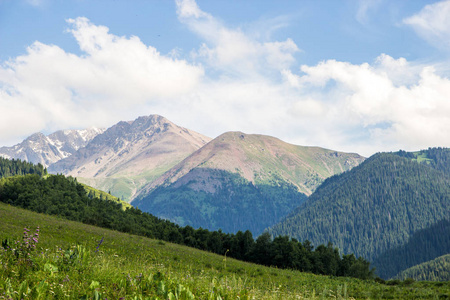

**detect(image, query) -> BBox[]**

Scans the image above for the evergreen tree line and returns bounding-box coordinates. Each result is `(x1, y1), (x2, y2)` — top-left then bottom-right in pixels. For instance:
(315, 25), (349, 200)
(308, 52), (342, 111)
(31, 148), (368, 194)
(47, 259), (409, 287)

(395, 147), (450, 175)
(269, 148), (450, 279)
(0, 157), (47, 178)
(0, 173), (374, 280)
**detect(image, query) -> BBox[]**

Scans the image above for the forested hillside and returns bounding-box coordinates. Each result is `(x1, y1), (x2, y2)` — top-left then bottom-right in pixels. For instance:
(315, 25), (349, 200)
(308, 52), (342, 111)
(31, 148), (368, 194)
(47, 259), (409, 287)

(0, 158), (373, 279)
(0, 157), (47, 178)
(373, 219), (450, 279)
(395, 254), (450, 282)
(269, 148), (450, 279)
(134, 169), (307, 235)
(133, 131), (364, 235)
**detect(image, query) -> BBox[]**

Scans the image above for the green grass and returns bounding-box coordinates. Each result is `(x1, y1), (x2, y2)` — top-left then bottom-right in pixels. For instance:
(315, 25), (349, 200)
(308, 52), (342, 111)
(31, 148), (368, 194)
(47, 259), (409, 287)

(1, 203), (449, 299)
(77, 162), (182, 202)
(81, 183), (132, 210)
(412, 151), (433, 164)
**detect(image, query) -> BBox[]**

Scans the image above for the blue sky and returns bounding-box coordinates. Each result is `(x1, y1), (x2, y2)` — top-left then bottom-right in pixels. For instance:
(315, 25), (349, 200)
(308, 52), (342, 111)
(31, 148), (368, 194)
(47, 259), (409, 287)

(1, 0), (450, 156)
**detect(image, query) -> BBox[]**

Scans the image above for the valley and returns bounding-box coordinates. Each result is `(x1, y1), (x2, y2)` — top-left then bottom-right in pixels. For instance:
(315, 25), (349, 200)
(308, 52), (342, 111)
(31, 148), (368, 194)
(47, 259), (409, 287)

(1, 115), (449, 285)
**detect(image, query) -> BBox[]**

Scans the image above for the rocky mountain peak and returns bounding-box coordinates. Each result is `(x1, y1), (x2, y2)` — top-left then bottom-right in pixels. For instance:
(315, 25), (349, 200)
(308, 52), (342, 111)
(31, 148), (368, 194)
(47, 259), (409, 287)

(0, 128), (105, 167)
(47, 115), (212, 200)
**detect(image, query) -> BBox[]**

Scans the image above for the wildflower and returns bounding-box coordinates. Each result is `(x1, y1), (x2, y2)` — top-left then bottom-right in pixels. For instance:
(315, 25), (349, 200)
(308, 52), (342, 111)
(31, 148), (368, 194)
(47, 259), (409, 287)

(95, 237), (104, 253)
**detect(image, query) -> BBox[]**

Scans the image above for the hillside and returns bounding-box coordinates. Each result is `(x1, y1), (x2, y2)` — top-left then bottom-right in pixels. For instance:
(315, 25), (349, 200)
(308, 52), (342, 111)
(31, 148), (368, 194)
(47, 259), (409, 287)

(138, 131), (364, 196)
(395, 254), (450, 282)
(373, 219), (450, 279)
(2, 203), (449, 299)
(81, 183), (132, 210)
(133, 132), (364, 234)
(0, 160), (375, 279)
(269, 148), (450, 279)
(0, 128), (104, 167)
(49, 115), (211, 200)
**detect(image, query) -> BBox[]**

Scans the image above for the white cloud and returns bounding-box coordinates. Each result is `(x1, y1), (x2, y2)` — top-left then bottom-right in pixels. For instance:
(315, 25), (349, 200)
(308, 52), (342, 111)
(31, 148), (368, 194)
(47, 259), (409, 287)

(176, 0), (300, 77)
(1, 0), (449, 157)
(283, 55), (450, 154)
(403, 0), (450, 50)
(0, 17), (204, 145)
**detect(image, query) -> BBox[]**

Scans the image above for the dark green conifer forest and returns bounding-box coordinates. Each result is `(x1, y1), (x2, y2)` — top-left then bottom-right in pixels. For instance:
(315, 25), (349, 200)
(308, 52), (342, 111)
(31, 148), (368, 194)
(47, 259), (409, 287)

(395, 254), (450, 281)
(0, 157), (47, 178)
(269, 148), (450, 279)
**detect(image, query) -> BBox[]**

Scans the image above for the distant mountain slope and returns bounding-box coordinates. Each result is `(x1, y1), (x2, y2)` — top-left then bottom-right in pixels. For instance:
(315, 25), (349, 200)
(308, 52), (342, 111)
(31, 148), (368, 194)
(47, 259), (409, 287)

(395, 254), (450, 282)
(137, 131), (364, 197)
(0, 128), (104, 167)
(269, 148), (450, 278)
(49, 115), (211, 200)
(133, 132), (364, 234)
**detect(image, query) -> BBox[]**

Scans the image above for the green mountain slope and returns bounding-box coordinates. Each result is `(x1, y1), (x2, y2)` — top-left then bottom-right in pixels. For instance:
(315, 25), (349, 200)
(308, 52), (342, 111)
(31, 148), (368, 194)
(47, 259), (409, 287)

(269, 148), (450, 279)
(2, 203), (449, 299)
(81, 183), (132, 209)
(133, 132), (364, 234)
(135, 169), (307, 235)
(395, 254), (450, 282)
(373, 219), (450, 279)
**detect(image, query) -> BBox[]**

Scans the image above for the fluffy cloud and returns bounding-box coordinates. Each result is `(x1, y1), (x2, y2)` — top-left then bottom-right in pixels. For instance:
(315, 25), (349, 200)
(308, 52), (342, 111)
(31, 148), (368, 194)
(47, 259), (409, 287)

(283, 55), (450, 154)
(403, 0), (450, 50)
(0, 17), (204, 145)
(1, 0), (449, 157)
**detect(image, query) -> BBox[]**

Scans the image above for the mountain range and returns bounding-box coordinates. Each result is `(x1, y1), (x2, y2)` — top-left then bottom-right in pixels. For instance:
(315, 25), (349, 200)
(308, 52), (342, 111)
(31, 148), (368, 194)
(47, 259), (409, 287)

(0, 128), (104, 168)
(48, 115), (211, 200)
(1, 114), (449, 281)
(0, 114), (364, 234)
(133, 131), (364, 234)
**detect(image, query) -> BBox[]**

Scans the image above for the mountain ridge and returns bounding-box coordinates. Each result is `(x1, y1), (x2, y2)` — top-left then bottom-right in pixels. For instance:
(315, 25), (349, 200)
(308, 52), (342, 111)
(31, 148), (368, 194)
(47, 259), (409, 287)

(0, 128), (104, 167)
(136, 131), (365, 198)
(48, 115), (212, 200)
(132, 131), (365, 234)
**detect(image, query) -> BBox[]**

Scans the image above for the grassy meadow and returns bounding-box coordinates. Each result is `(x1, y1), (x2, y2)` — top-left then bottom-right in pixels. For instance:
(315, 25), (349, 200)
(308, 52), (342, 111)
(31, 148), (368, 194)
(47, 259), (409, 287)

(1, 203), (449, 299)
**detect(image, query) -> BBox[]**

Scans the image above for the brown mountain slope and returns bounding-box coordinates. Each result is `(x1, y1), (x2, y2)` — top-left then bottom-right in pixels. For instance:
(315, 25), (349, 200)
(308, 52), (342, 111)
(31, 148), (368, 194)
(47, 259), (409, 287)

(49, 115), (211, 200)
(132, 132), (365, 234)
(137, 131), (365, 197)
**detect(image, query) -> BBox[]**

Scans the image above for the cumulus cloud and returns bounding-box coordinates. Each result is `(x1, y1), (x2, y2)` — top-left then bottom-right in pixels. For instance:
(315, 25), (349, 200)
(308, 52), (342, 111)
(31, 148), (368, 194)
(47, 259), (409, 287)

(0, 17), (204, 145)
(403, 0), (450, 50)
(1, 0), (449, 157)
(283, 55), (450, 154)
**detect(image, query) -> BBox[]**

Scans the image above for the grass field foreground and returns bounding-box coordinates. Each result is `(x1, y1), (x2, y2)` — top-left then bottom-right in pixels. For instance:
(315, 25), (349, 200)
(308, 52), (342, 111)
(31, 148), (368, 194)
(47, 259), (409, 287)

(1, 203), (449, 299)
